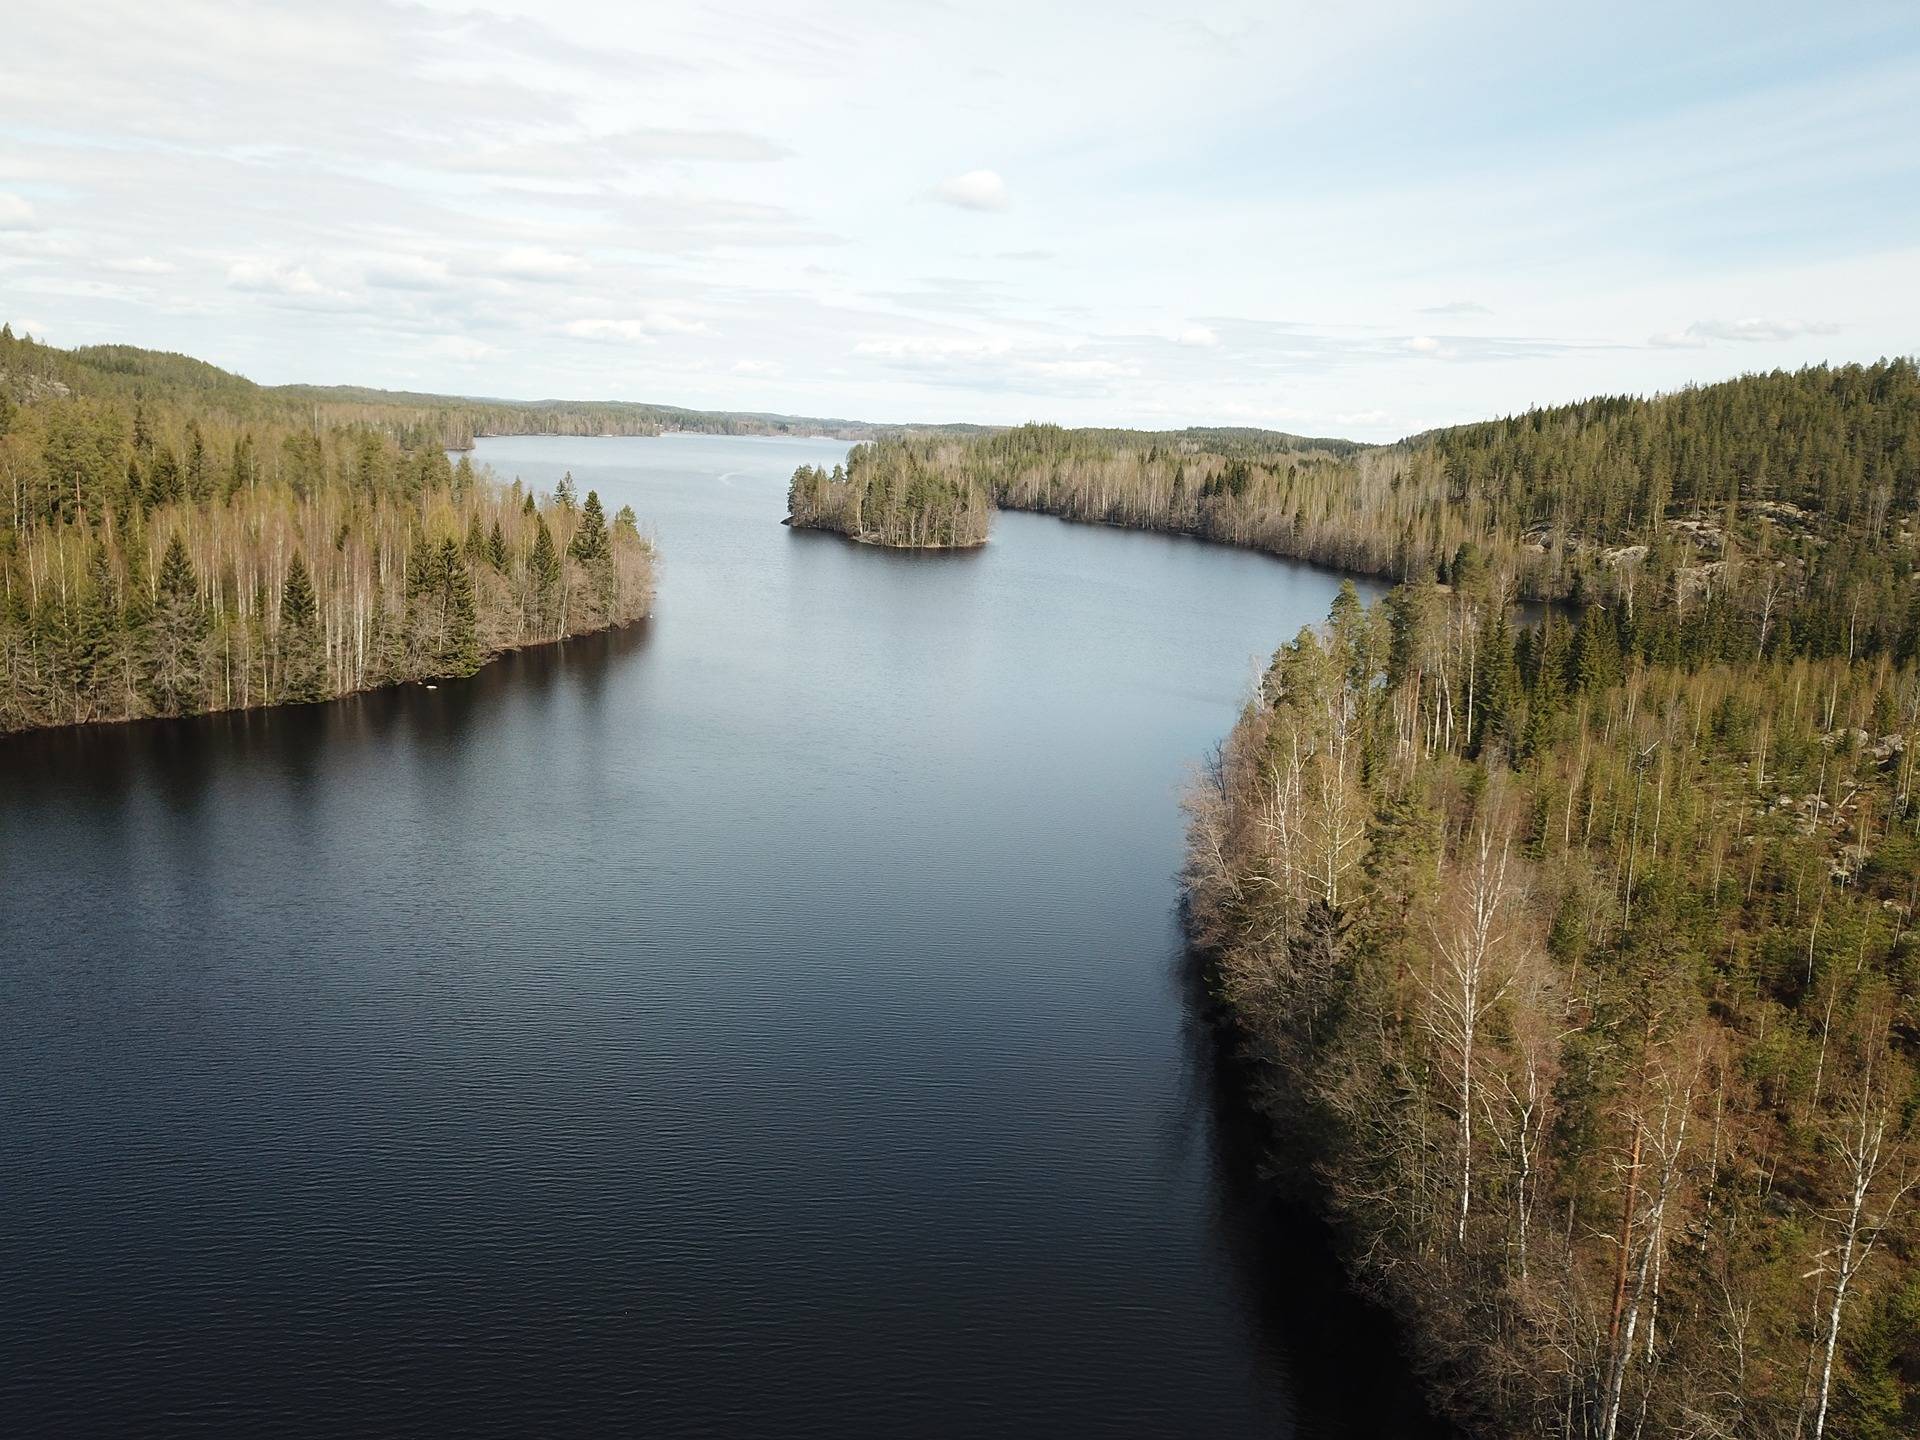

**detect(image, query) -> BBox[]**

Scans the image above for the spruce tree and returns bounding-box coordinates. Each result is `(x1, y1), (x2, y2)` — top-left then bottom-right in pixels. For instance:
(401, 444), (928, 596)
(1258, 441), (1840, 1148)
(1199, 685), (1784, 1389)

(184, 422), (211, 504)
(148, 447), (182, 507)
(278, 551), (326, 703)
(569, 490), (609, 562)
(528, 516), (562, 637)
(70, 541), (121, 722)
(436, 538), (481, 677)
(144, 532), (206, 714)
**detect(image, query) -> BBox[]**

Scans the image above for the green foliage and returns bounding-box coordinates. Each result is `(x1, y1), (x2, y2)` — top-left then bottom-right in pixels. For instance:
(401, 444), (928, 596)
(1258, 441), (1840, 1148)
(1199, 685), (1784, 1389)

(528, 516), (562, 639)
(569, 489), (609, 562)
(278, 551), (326, 703)
(856, 363), (1920, 662)
(1191, 573), (1920, 1439)
(144, 532), (206, 715)
(0, 330), (656, 732)
(787, 443), (990, 549)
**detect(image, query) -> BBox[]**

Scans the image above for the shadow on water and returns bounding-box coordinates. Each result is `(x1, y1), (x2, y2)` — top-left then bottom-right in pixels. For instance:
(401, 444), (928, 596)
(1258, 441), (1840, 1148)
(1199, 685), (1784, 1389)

(0, 621), (654, 806)
(2, 427), (1458, 1436)
(1171, 925), (1456, 1440)
(783, 524), (991, 565)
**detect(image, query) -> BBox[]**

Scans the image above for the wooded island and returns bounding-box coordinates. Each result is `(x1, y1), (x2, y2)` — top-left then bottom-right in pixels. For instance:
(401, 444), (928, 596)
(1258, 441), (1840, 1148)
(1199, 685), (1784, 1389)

(786, 439), (991, 549)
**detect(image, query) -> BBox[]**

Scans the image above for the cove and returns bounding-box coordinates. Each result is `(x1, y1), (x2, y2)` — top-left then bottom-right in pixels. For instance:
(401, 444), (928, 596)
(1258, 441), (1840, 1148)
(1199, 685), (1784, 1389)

(0, 433), (1443, 1437)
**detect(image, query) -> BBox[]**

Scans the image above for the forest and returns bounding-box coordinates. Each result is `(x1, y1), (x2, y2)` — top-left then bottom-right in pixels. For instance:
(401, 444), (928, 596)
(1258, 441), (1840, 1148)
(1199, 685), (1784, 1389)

(857, 363), (1920, 664)
(1187, 566), (1920, 1436)
(787, 438), (992, 549)
(0, 325), (653, 732)
(1166, 361), (1920, 1438)
(4, 331), (994, 450)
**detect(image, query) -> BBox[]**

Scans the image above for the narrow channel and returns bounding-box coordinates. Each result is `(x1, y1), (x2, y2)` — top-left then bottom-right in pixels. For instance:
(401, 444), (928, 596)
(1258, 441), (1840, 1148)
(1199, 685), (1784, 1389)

(0, 433), (1442, 1436)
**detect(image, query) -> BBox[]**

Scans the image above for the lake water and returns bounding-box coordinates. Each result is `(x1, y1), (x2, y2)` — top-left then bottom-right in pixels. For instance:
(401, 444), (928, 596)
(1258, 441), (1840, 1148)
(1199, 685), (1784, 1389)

(0, 434), (1440, 1436)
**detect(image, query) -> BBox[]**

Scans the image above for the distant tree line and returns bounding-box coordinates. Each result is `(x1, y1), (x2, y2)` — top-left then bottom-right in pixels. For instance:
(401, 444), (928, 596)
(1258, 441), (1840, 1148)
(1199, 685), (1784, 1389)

(0, 325), (652, 732)
(840, 363), (1920, 666)
(24, 335), (993, 449)
(787, 439), (991, 549)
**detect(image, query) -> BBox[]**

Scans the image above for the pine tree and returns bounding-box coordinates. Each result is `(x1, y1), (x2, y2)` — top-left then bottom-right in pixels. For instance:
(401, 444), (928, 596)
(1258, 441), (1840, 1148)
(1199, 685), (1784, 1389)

(569, 490), (609, 562)
(144, 532), (206, 714)
(436, 538), (481, 677)
(226, 433), (255, 500)
(278, 550), (326, 703)
(528, 516), (561, 638)
(69, 541), (121, 722)
(1477, 611), (1522, 761)
(363, 578), (405, 687)
(147, 446), (182, 507)
(184, 422), (211, 504)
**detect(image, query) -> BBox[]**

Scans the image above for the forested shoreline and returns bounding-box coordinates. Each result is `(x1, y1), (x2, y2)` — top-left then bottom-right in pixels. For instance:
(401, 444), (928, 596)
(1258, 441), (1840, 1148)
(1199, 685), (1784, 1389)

(1, 327), (653, 733)
(1183, 363), (1920, 1439)
(787, 439), (991, 548)
(839, 364), (1920, 658)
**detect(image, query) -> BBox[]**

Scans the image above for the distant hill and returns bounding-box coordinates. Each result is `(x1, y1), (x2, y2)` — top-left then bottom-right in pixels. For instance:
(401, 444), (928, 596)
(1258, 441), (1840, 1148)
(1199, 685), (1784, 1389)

(0, 329), (995, 448)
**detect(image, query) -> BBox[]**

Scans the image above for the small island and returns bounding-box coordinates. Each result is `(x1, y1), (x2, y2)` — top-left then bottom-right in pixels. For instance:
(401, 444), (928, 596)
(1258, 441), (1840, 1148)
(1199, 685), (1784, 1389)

(786, 439), (990, 549)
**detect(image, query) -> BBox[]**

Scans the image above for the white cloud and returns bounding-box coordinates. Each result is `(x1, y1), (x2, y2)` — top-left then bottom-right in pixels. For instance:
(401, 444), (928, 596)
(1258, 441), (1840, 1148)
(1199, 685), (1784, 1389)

(732, 358), (782, 377)
(0, 193), (40, 230)
(493, 247), (587, 280)
(226, 258), (330, 297)
(0, 2), (1910, 431)
(364, 255), (453, 290)
(1650, 316), (1842, 348)
(563, 319), (657, 344)
(563, 313), (709, 343)
(854, 334), (1012, 363)
(425, 335), (501, 363)
(852, 330), (1138, 395)
(931, 169), (1010, 212)
(101, 255), (176, 275)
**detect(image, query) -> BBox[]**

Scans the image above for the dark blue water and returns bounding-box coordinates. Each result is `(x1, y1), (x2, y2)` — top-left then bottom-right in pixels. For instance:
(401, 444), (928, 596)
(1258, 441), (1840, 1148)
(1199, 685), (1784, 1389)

(0, 434), (1436, 1437)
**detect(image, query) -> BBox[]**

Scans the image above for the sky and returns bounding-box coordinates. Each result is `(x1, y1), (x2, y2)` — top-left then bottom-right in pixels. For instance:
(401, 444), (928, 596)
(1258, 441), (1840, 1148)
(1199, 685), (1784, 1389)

(2, 0), (1917, 441)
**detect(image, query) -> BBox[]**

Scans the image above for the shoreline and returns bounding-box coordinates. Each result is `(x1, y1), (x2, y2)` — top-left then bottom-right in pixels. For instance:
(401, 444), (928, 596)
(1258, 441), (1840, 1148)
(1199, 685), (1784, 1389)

(782, 515), (989, 551)
(0, 609), (654, 743)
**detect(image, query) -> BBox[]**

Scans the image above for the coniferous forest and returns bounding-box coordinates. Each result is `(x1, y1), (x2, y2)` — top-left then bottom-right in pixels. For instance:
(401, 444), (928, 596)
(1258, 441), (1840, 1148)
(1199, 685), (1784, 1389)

(11, 315), (1920, 1435)
(787, 439), (992, 548)
(785, 358), (1920, 1437)
(0, 327), (654, 732)
(848, 361), (1920, 662)
(1174, 364), (1920, 1439)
